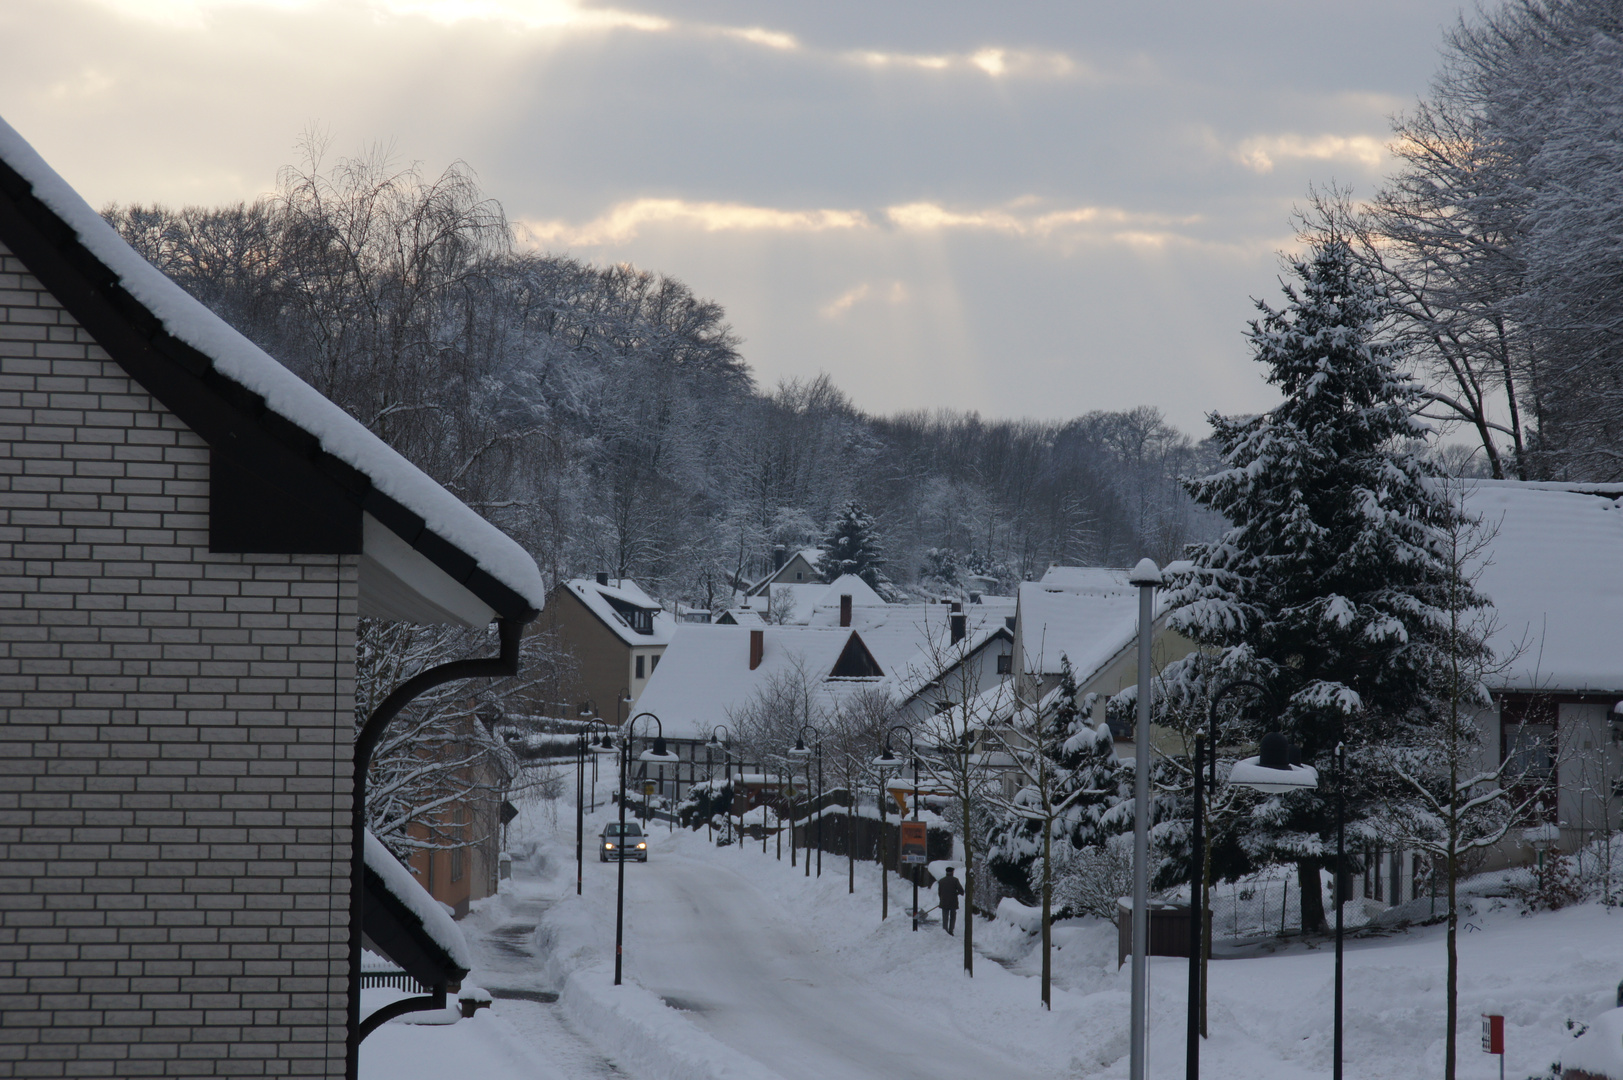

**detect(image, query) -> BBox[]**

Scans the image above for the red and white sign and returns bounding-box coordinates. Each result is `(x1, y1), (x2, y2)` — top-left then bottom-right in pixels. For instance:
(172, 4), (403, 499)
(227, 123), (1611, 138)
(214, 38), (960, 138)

(1481, 1013), (1505, 1055)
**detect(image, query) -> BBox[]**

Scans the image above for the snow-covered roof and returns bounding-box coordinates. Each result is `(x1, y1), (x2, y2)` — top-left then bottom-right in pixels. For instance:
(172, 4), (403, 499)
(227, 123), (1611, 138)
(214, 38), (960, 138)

(1463, 480), (1623, 692)
(563, 578), (677, 647)
(1017, 567), (1165, 680)
(717, 605), (767, 626)
(0, 116), (546, 623)
(362, 831), (472, 974)
(637, 625), (887, 740)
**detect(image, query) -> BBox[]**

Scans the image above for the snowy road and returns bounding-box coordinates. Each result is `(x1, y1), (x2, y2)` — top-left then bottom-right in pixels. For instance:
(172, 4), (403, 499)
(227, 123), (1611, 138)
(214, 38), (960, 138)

(620, 849), (1041, 1080)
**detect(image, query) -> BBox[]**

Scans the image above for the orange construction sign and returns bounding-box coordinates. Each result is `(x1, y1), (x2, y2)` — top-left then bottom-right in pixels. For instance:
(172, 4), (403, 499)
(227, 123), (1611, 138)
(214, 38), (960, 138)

(899, 821), (928, 866)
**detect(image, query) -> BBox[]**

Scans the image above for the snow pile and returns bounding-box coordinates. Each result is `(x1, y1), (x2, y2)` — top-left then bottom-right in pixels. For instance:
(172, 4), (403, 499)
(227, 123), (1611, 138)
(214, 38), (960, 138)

(365, 831), (473, 971)
(0, 116), (546, 612)
(1566, 1008), (1623, 1080)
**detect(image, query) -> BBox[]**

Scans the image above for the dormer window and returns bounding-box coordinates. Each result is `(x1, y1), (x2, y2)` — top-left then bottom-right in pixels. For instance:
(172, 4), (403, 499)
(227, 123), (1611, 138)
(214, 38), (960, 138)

(603, 595), (656, 635)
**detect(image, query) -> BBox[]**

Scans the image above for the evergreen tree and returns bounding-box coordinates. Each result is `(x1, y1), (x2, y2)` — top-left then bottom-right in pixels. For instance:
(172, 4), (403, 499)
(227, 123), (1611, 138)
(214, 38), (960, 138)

(816, 501), (892, 593)
(1165, 239), (1487, 932)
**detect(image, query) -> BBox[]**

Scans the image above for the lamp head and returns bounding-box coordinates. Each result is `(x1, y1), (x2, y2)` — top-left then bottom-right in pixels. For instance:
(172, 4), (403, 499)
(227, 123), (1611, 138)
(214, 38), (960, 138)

(653, 735), (668, 757)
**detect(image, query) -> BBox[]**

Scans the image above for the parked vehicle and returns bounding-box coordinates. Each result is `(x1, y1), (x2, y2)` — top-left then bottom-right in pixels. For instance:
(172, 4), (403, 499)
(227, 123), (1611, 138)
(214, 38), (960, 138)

(600, 822), (649, 862)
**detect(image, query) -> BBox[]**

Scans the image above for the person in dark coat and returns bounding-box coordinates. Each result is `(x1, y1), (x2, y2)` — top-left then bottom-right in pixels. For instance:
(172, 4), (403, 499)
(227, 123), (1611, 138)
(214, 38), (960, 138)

(937, 865), (964, 935)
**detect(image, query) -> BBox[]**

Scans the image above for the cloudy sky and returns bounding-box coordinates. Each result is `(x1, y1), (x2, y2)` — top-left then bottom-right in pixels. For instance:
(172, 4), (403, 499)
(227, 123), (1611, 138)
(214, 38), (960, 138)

(1, 0), (1467, 434)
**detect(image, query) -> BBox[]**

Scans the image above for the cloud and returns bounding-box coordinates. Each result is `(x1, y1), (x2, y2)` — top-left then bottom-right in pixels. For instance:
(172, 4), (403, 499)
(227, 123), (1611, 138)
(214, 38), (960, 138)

(819, 281), (907, 320)
(518, 198), (871, 246)
(844, 45), (1077, 79)
(1233, 133), (1390, 174)
(885, 201), (1203, 249)
(89, 0), (668, 31)
(518, 195), (1203, 251)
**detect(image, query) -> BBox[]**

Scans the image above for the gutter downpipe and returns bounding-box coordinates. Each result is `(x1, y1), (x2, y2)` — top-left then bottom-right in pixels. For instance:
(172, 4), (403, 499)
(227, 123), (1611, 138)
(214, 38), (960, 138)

(345, 616), (528, 1079)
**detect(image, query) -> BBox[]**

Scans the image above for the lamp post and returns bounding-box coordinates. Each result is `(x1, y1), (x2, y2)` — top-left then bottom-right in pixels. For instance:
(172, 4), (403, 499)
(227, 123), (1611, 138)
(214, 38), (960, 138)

(576, 730), (587, 896)
(1334, 740), (1345, 1080)
(615, 711), (664, 987)
(873, 742), (896, 920)
(884, 726), (920, 930)
(588, 722), (615, 814)
(706, 725), (732, 847)
(1126, 558), (1161, 1080)
(790, 726), (822, 878)
(1185, 677), (1317, 1080)
(1187, 678), (1268, 1060)
(847, 751), (857, 894)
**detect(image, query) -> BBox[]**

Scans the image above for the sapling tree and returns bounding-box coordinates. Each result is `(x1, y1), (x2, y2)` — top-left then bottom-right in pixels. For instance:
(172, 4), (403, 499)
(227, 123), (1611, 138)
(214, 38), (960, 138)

(986, 656), (1122, 1007)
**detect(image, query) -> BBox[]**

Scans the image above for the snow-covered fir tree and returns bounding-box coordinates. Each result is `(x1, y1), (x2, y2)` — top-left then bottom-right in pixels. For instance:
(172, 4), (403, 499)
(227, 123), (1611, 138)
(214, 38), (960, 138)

(816, 501), (893, 594)
(1164, 239), (1487, 932)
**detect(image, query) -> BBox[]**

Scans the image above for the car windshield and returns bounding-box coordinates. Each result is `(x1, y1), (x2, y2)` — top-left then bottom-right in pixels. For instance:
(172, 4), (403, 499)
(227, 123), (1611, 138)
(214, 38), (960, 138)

(605, 823), (643, 837)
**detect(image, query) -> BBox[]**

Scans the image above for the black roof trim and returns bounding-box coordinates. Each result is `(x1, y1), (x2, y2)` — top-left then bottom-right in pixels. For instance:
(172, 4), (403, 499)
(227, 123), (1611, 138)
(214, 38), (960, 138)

(0, 156), (536, 623)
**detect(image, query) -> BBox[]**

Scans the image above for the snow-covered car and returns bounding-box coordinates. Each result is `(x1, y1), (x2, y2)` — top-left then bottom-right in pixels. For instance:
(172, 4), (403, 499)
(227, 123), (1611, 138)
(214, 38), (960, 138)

(599, 822), (649, 862)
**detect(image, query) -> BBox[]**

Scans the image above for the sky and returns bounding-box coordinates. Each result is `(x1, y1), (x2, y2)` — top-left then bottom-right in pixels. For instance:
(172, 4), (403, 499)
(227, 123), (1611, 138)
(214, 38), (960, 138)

(0, 0), (1469, 435)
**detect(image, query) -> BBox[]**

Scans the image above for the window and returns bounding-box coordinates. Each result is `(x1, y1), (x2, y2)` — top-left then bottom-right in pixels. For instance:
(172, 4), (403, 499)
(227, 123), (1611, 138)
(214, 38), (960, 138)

(996, 653), (1012, 675)
(650, 654), (660, 673)
(795, 571), (804, 581)
(636, 654), (646, 680)
(450, 825), (465, 883)
(1506, 723), (1555, 778)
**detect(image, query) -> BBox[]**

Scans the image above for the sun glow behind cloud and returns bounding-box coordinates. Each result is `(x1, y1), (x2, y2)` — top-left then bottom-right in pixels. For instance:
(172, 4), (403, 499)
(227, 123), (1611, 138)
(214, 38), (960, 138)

(520, 196), (1207, 252)
(1234, 133), (1390, 174)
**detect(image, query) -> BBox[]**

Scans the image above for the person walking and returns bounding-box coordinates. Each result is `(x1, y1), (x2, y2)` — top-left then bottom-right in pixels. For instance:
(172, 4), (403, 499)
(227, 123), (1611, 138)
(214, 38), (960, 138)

(937, 865), (964, 936)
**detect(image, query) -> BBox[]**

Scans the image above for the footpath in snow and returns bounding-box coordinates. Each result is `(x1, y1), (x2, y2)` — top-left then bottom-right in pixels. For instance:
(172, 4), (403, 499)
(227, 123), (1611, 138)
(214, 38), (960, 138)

(364, 783), (1623, 1080)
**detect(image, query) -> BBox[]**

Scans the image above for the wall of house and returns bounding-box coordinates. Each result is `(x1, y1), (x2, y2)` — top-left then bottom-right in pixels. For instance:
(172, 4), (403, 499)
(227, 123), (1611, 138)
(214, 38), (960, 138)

(0, 241), (357, 1077)
(536, 589), (630, 725)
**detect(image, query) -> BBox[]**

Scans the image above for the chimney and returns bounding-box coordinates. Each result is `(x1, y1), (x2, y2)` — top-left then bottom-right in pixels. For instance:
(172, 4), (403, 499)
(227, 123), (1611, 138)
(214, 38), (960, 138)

(596, 572), (609, 587)
(950, 612), (967, 644)
(749, 628), (764, 670)
(950, 601), (962, 613)
(840, 594), (853, 627)
(773, 544), (787, 572)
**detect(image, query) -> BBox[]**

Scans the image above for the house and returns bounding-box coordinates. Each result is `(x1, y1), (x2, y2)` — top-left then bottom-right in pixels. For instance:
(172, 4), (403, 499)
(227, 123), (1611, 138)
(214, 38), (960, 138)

(1012, 565), (1197, 735)
(744, 544), (822, 597)
(0, 116), (548, 1076)
(537, 573), (676, 721)
(1465, 480), (1623, 855)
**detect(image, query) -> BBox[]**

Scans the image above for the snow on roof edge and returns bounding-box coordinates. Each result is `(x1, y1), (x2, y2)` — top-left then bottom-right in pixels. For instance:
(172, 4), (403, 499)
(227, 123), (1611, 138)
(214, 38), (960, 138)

(363, 831), (472, 972)
(0, 115), (546, 614)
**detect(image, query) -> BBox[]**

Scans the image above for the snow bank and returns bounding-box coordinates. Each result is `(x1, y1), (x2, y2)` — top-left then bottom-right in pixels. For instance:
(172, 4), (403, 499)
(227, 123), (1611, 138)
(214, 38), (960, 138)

(556, 968), (783, 1080)
(1565, 1009), (1623, 1080)
(535, 887), (784, 1080)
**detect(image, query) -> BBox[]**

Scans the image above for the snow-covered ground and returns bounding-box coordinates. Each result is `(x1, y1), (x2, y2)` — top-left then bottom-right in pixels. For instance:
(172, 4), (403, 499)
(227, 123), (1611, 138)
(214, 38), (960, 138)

(362, 778), (1623, 1080)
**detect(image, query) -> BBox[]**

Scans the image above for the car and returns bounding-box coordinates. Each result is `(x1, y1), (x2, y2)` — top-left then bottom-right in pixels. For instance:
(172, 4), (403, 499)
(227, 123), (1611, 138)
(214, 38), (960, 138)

(599, 821), (649, 862)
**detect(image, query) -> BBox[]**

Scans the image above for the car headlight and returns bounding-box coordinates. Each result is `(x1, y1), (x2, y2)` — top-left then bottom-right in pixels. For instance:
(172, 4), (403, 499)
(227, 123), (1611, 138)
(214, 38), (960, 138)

(604, 842), (614, 849)
(636, 843), (646, 849)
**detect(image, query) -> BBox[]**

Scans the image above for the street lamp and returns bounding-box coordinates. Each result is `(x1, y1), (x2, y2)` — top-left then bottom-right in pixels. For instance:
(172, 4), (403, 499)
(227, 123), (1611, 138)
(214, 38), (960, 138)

(1126, 557), (1161, 1080)
(883, 726), (920, 930)
(790, 726), (823, 878)
(1184, 678), (1318, 1080)
(587, 722), (615, 814)
(706, 725), (733, 847)
(873, 742), (897, 921)
(615, 711), (664, 987)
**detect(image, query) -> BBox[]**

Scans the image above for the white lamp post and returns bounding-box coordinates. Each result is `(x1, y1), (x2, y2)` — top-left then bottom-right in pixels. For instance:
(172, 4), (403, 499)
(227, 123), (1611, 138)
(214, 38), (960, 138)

(1126, 558), (1161, 1080)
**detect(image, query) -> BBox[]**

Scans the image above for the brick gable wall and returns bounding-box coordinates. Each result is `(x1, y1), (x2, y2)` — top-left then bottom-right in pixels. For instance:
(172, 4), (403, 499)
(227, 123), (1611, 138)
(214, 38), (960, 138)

(0, 239), (357, 1078)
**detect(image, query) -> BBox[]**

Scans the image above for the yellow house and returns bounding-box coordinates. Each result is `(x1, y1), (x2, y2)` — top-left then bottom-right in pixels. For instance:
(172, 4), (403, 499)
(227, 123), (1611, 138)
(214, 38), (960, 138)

(539, 574), (676, 723)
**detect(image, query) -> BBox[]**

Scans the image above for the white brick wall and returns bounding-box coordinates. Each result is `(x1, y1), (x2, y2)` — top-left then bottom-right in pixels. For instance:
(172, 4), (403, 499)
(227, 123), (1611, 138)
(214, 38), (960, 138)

(0, 240), (357, 1078)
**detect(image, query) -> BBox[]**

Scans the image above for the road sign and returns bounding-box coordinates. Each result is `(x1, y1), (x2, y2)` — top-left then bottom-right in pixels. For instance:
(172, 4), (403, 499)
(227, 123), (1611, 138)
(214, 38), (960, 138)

(899, 821), (928, 866)
(1481, 1013), (1504, 1055)
(643, 781), (656, 796)
(500, 800), (519, 826)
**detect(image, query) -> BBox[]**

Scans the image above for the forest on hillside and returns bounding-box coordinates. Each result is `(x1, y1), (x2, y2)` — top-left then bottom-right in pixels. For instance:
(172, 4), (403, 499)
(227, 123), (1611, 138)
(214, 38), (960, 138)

(103, 142), (1215, 607)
